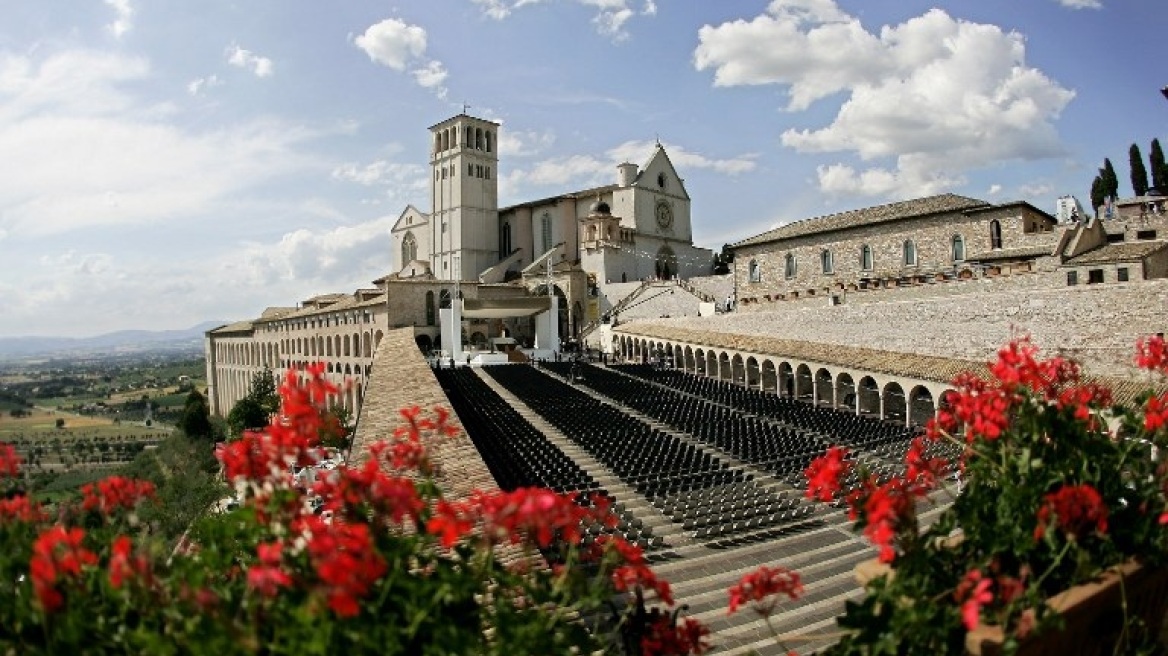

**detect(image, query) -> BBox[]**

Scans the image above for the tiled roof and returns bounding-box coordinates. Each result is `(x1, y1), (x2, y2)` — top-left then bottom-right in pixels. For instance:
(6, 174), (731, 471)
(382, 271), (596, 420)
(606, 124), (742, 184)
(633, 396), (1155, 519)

(614, 323), (1162, 406)
(207, 320), (254, 335)
(1063, 241), (1168, 266)
(733, 194), (990, 248)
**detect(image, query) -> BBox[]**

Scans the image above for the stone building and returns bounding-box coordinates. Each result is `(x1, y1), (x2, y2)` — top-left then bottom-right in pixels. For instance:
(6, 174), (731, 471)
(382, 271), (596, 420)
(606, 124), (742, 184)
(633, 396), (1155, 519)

(390, 113), (714, 333)
(730, 193), (1168, 310)
(203, 277), (534, 417)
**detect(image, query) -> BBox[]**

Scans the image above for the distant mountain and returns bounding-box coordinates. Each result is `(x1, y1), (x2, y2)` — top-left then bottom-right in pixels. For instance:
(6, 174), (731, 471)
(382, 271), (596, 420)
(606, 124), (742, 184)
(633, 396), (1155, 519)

(0, 321), (228, 358)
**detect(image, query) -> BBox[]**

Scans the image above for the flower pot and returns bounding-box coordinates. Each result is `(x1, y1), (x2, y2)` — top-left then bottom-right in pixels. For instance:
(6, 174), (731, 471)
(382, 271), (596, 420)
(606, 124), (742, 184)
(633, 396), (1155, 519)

(965, 561), (1168, 656)
(852, 559), (1168, 656)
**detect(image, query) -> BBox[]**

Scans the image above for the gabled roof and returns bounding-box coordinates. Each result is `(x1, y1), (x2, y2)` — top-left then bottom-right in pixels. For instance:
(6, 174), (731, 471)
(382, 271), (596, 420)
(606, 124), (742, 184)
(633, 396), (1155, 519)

(498, 184), (619, 213)
(1063, 241), (1168, 266)
(733, 194), (991, 248)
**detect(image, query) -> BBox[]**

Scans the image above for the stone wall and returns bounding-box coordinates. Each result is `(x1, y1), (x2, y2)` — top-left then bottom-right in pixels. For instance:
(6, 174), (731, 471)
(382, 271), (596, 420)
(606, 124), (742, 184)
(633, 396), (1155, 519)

(735, 205), (1058, 301)
(350, 328), (499, 502)
(629, 278), (1168, 379)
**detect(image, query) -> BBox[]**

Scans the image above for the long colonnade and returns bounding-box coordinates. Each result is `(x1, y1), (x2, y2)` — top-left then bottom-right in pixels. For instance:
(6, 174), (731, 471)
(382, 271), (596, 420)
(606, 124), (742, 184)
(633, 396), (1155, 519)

(206, 326), (387, 420)
(613, 333), (952, 428)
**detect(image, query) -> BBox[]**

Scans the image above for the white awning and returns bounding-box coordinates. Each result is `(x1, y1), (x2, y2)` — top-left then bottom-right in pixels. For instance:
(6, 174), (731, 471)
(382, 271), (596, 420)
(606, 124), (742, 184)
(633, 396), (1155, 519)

(461, 297), (553, 318)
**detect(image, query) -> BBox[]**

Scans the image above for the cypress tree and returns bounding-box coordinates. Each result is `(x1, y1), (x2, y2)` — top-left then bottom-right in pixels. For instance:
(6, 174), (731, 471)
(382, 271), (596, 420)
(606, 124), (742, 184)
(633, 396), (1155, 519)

(1130, 143), (1149, 197)
(1090, 175), (1105, 212)
(1152, 139), (1168, 193)
(1102, 158), (1120, 200)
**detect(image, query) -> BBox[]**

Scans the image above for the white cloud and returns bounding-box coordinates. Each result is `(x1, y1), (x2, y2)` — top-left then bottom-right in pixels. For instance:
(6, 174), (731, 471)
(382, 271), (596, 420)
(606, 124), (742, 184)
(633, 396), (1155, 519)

(500, 139), (757, 197)
(187, 74), (222, 96)
(354, 19), (428, 71)
(695, 2), (1074, 199)
(0, 50), (322, 238)
(226, 45), (274, 78)
(1, 209), (403, 337)
(411, 60), (448, 98)
(332, 159), (426, 187)
(354, 18), (448, 96)
(498, 129), (556, 157)
(1057, 0), (1102, 8)
(233, 217), (397, 287)
(1019, 182), (1054, 197)
(104, 0), (133, 39)
(988, 184), (1003, 196)
(471, 0), (655, 39)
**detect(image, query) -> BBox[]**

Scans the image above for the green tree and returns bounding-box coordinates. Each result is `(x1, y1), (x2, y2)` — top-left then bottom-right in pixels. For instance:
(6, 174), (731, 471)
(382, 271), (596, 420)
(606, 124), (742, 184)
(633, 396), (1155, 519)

(178, 390), (213, 440)
(1090, 174), (1105, 213)
(320, 403), (354, 450)
(1129, 143), (1149, 197)
(1151, 138), (1168, 192)
(712, 243), (735, 275)
(1102, 158), (1120, 200)
(226, 368), (280, 437)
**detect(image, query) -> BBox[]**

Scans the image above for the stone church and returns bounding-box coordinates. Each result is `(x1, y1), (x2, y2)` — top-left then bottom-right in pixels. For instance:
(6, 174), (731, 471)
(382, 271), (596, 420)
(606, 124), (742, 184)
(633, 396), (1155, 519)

(389, 113), (713, 332)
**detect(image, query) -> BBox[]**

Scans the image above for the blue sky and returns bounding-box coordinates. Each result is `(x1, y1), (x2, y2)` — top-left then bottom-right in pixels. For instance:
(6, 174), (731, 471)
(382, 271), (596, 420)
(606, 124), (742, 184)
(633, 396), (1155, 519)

(1, 0), (1165, 337)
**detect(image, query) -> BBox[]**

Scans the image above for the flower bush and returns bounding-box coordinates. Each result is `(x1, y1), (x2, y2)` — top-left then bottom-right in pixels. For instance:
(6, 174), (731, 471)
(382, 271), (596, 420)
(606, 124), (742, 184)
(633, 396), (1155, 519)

(0, 364), (711, 655)
(785, 337), (1168, 654)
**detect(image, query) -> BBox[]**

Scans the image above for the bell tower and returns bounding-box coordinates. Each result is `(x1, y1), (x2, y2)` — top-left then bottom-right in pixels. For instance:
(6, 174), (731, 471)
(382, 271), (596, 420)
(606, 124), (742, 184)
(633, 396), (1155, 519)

(429, 114), (500, 281)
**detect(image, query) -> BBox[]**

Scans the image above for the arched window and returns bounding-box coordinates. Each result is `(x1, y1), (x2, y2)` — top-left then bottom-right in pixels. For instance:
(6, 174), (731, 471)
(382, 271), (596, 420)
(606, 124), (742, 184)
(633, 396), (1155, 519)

(748, 259), (761, 283)
(860, 244), (873, 271)
(541, 213), (553, 253)
(465, 126), (473, 147)
(499, 222), (512, 258)
(401, 232), (418, 266)
(903, 239), (917, 266)
(439, 289), (452, 309)
(784, 253), (797, 279)
(990, 220), (1003, 249)
(475, 128), (483, 150)
(485, 131), (492, 153)
(821, 249), (834, 274)
(425, 291), (436, 326)
(951, 235), (965, 262)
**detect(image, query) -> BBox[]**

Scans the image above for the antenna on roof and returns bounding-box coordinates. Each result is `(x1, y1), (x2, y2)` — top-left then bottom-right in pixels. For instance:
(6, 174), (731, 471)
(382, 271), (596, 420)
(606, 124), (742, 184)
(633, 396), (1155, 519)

(462, 102), (472, 115)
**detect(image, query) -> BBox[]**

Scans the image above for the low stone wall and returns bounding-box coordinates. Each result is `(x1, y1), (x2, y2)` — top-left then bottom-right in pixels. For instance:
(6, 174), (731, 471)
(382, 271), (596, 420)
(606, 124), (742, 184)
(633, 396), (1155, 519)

(350, 327), (499, 501)
(630, 279), (1168, 380)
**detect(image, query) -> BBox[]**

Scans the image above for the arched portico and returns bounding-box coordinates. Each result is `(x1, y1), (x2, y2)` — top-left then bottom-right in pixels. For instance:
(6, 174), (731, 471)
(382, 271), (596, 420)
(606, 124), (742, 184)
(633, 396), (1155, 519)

(778, 362), (794, 398)
(858, 376), (880, 416)
(883, 382), (907, 423)
(836, 373), (856, 412)
(718, 353), (732, 381)
(731, 354), (746, 385)
(746, 357), (761, 389)
(761, 360), (777, 393)
(908, 386), (935, 428)
(795, 364), (813, 401)
(814, 368), (833, 407)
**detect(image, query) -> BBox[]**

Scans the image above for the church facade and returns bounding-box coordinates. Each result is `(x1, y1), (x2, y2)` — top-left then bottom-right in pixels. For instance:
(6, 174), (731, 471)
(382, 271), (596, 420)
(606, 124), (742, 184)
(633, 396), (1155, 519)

(390, 113), (714, 330)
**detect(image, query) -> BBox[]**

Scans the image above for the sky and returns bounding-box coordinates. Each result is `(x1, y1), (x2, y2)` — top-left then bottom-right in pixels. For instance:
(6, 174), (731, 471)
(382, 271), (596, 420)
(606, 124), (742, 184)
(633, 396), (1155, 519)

(1, 0), (1165, 338)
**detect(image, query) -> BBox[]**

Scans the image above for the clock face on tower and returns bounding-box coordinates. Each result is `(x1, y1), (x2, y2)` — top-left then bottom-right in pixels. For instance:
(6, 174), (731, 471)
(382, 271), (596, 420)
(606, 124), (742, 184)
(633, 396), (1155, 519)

(655, 202), (673, 229)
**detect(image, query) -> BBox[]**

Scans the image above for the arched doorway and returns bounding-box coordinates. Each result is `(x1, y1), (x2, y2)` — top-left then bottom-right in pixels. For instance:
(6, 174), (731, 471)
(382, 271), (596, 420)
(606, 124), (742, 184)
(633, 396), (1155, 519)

(836, 373), (856, 412)
(858, 377), (880, 416)
(909, 386), (935, 428)
(655, 245), (677, 280)
(883, 382), (906, 422)
(815, 369), (834, 407)
(795, 364), (813, 401)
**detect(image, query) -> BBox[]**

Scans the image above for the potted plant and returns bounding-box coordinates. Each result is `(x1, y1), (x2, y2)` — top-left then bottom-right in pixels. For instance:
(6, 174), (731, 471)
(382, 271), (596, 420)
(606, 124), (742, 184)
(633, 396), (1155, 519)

(794, 336), (1168, 654)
